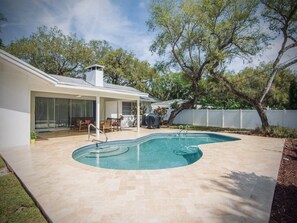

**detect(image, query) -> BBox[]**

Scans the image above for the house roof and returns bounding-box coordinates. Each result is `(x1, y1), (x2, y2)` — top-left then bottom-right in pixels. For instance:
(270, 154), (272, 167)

(140, 95), (158, 103)
(50, 74), (148, 96)
(151, 99), (188, 108)
(0, 49), (150, 98)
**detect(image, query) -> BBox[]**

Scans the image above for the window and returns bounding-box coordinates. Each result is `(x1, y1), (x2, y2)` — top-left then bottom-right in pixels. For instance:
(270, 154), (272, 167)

(122, 102), (132, 115)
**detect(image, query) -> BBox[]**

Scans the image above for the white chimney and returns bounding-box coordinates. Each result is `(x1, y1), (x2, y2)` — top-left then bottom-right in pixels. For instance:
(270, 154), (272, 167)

(85, 64), (104, 87)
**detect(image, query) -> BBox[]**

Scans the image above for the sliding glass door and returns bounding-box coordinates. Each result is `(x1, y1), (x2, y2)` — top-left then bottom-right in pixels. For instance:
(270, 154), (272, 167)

(35, 97), (55, 129)
(55, 98), (70, 128)
(35, 97), (94, 129)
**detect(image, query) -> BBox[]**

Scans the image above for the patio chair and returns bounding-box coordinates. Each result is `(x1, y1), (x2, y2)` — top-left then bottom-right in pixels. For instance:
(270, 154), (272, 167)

(101, 119), (113, 133)
(107, 117), (123, 131)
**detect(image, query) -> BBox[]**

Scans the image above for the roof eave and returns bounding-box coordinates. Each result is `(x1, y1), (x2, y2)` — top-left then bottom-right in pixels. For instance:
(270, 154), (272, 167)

(0, 50), (58, 84)
(55, 83), (148, 98)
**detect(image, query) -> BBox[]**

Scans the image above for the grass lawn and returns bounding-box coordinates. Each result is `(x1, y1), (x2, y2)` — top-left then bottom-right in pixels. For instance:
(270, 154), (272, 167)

(0, 157), (47, 223)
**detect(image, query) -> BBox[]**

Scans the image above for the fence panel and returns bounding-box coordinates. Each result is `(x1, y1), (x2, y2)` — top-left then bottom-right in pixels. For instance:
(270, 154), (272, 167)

(284, 110), (297, 129)
(172, 109), (297, 129)
(224, 110), (241, 129)
(241, 110), (261, 129)
(192, 110), (207, 126)
(267, 110), (284, 127)
(173, 110), (193, 125)
(208, 110), (222, 127)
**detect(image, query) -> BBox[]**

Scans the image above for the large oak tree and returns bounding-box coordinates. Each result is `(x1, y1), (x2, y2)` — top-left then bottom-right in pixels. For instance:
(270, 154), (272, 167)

(148, 0), (266, 125)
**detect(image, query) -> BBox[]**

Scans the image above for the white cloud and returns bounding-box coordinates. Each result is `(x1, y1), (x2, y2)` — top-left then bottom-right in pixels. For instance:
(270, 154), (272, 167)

(2, 0), (159, 65)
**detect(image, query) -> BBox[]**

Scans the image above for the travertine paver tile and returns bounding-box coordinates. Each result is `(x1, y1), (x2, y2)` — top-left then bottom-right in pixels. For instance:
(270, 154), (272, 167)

(0, 129), (284, 223)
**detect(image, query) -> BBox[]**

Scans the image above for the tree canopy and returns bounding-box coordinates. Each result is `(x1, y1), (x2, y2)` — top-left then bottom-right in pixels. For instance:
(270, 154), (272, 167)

(150, 72), (191, 100)
(100, 48), (157, 93)
(148, 0), (267, 124)
(200, 67), (297, 109)
(0, 13), (7, 48)
(207, 0), (297, 129)
(4, 26), (157, 94)
(5, 26), (92, 77)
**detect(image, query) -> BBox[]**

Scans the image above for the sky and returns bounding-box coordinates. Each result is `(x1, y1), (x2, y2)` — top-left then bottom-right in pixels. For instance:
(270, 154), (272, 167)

(0, 0), (296, 73)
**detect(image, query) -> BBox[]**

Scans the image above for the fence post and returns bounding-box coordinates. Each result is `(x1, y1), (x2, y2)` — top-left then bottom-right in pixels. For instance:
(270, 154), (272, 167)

(192, 109), (194, 125)
(239, 109), (242, 129)
(222, 109), (224, 128)
(283, 109), (286, 127)
(206, 109), (209, 127)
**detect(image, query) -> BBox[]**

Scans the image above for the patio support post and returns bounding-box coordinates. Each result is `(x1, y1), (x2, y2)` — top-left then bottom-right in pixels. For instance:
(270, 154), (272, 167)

(96, 96), (100, 139)
(137, 98), (140, 132)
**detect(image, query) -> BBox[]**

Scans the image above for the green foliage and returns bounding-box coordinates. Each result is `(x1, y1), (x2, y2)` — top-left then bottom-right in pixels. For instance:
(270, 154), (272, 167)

(0, 13), (7, 48)
(147, 0), (267, 115)
(0, 157), (5, 169)
(88, 40), (112, 63)
(252, 126), (297, 138)
(198, 78), (251, 109)
(154, 106), (167, 117)
(148, 0), (265, 75)
(226, 66), (296, 109)
(131, 104), (148, 116)
(288, 78), (297, 109)
(99, 48), (158, 93)
(261, 0), (297, 39)
(0, 169), (46, 223)
(170, 100), (179, 109)
(150, 72), (191, 100)
(5, 26), (92, 77)
(4, 25), (157, 94)
(30, 131), (37, 139)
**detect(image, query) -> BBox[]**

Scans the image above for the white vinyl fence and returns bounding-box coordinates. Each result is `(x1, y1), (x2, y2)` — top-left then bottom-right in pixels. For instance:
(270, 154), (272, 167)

(173, 109), (297, 129)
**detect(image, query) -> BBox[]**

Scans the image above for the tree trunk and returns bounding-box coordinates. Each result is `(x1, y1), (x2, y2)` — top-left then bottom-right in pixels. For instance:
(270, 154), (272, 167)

(254, 103), (269, 130)
(209, 72), (271, 131)
(167, 100), (193, 126)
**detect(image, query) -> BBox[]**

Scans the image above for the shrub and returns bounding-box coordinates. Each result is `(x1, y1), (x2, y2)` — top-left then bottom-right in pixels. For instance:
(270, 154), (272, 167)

(252, 126), (297, 138)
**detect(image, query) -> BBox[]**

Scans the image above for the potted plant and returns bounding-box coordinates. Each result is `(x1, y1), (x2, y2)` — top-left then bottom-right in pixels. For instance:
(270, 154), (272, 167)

(30, 131), (37, 144)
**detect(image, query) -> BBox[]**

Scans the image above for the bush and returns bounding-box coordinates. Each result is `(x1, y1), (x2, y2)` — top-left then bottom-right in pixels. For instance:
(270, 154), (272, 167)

(252, 126), (297, 138)
(30, 131), (37, 139)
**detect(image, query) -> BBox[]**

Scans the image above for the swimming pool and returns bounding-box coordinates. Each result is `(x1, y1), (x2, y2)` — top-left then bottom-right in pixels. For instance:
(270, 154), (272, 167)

(72, 133), (239, 170)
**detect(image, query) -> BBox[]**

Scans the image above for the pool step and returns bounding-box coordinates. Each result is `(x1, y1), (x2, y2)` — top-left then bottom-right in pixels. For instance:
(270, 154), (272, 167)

(85, 147), (129, 158)
(174, 145), (198, 156)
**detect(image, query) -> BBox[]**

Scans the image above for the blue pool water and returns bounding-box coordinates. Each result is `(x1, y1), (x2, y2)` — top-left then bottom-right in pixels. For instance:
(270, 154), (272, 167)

(72, 133), (239, 170)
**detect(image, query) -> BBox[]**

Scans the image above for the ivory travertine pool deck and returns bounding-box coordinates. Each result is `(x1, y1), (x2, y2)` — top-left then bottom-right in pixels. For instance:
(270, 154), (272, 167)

(0, 128), (284, 223)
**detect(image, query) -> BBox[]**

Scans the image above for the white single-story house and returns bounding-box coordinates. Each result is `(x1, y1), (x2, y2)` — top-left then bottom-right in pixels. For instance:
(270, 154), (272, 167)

(0, 50), (155, 148)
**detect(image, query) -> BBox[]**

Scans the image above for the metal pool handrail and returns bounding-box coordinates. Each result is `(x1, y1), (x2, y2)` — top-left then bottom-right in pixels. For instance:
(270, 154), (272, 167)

(178, 125), (189, 135)
(88, 123), (108, 143)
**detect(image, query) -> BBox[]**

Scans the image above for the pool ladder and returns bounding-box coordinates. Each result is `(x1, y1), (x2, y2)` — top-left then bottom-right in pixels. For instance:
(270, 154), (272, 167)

(178, 125), (189, 136)
(88, 123), (108, 143)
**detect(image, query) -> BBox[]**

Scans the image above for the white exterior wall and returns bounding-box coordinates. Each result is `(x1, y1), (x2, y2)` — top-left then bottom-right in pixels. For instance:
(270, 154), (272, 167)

(173, 109), (297, 130)
(105, 100), (123, 119)
(0, 60), (31, 148)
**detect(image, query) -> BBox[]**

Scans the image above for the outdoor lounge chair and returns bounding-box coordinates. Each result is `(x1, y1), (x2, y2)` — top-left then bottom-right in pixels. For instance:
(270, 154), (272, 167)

(101, 120), (113, 133)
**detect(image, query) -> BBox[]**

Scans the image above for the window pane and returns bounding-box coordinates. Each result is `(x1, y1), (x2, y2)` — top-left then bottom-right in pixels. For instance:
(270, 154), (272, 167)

(122, 102), (132, 115)
(85, 100), (93, 117)
(35, 97), (54, 129)
(55, 98), (70, 127)
(71, 99), (84, 117)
